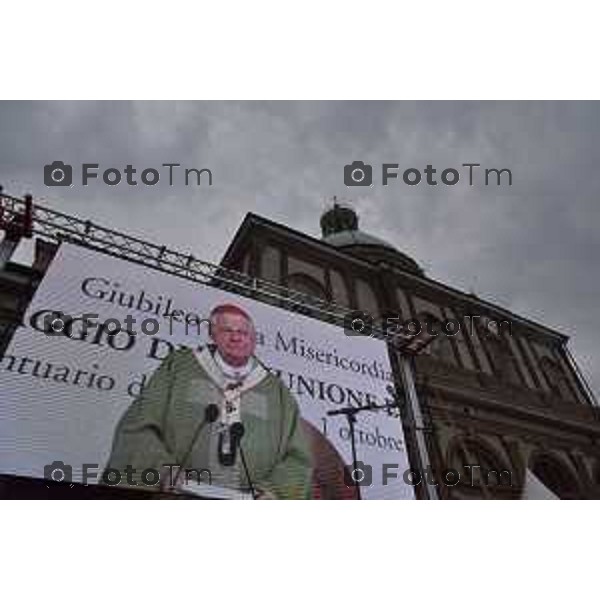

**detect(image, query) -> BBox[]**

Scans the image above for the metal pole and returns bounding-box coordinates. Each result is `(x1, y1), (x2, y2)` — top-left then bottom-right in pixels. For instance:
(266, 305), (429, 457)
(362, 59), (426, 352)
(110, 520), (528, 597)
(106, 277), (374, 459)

(346, 411), (362, 500)
(327, 402), (400, 500)
(397, 353), (439, 500)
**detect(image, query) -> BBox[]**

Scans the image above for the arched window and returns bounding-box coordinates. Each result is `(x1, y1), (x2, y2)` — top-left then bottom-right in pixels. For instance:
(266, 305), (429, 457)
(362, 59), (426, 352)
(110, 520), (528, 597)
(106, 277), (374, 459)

(355, 279), (380, 319)
(540, 357), (576, 404)
(485, 330), (521, 385)
(593, 460), (600, 488)
(445, 437), (517, 499)
(285, 273), (328, 300)
(417, 312), (456, 365)
(284, 273), (329, 317)
(260, 246), (281, 283)
(329, 269), (349, 307)
(530, 453), (581, 499)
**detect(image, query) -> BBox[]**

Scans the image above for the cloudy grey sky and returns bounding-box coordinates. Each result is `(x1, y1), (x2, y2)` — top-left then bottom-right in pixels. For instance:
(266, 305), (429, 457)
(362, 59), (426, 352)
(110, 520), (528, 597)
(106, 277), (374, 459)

(0, 101), (598, 395)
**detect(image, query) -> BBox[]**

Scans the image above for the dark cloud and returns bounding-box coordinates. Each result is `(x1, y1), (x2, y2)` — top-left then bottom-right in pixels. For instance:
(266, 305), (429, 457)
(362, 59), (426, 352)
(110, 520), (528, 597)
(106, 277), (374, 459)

(0, 100), (598, 395)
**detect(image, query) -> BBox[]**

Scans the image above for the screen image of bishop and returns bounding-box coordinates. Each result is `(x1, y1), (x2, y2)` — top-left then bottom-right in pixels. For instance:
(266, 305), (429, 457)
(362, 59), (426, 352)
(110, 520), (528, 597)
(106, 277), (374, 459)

(104, 303), (332, 499)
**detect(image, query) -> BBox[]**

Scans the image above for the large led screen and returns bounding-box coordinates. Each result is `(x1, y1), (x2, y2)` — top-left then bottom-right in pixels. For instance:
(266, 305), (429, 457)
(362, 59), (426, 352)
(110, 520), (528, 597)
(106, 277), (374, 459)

(0, 242), (414, 499)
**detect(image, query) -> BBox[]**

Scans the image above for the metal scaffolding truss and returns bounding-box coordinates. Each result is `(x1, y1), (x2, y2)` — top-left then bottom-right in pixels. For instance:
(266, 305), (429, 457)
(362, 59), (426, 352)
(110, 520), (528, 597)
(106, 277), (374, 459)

(0, 188), (380, 336)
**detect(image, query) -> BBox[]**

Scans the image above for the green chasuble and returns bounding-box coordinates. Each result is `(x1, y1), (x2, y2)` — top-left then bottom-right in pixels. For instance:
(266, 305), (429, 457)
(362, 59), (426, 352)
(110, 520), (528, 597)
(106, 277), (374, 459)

(104, 346), (313, 499)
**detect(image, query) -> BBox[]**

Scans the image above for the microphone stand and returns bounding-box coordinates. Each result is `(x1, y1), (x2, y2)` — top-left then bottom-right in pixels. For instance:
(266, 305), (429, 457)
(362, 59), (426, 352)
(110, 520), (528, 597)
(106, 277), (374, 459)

(172, 403), (219, 491)
(238, 444), (257, 500)
(327, 402), (401, 500)
(230, 423), (257, 499)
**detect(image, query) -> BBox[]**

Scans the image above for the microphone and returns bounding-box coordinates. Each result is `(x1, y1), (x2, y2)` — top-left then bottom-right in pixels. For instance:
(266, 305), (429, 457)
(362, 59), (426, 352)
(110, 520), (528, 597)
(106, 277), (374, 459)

(230, 421), (245, 440)
(205, 403), (219, 424)
(218, 420), (244, 467)
(217, 422), (257, 499)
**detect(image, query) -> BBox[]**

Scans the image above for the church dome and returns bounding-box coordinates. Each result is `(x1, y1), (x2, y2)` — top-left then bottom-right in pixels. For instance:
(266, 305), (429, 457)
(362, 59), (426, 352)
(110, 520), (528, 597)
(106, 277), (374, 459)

(320, 202), (423, 275)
